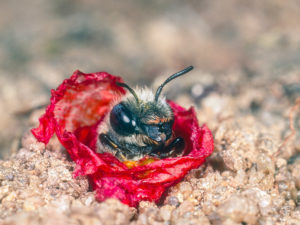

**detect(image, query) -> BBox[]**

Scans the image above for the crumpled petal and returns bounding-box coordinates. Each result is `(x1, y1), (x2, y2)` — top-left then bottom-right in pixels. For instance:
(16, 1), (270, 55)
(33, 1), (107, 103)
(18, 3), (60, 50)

(32, 70), (214, 207)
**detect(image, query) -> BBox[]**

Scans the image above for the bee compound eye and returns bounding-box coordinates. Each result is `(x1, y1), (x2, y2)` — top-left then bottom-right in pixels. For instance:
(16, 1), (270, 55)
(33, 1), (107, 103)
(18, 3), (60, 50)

(110, 103), (136, 135)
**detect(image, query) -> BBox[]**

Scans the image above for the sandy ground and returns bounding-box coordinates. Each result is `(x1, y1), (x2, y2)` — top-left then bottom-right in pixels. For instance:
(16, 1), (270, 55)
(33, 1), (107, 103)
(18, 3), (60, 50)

(0, 0), (300, 224)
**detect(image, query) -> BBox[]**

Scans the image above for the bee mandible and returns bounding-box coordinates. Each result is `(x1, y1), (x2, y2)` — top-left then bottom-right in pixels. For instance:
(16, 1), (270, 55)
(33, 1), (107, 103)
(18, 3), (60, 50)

(97, 66), (194, 161)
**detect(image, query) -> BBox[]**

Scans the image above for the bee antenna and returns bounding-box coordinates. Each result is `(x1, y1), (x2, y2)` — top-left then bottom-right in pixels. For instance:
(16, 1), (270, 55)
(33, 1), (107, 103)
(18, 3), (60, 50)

(116, 82), (140, 104)
(155, 66), (194, 102)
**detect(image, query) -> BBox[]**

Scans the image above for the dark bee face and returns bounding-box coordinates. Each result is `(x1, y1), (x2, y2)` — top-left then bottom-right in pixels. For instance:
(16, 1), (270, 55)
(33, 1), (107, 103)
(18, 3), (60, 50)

(141, 122), (173, 144)
(109, 102), (173, 145)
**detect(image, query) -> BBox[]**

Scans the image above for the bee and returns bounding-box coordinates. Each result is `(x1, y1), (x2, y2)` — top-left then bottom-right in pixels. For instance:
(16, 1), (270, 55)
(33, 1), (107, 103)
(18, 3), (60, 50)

(97, 66), (194, 161)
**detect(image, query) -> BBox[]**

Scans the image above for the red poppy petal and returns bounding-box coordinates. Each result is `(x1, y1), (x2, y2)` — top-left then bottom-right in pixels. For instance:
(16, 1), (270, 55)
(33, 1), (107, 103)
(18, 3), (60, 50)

(31, 70), (214, 207)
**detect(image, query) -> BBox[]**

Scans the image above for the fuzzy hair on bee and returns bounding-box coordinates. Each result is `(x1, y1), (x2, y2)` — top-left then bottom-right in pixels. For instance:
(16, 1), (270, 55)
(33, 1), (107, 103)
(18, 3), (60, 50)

(97, 66), (194, 161)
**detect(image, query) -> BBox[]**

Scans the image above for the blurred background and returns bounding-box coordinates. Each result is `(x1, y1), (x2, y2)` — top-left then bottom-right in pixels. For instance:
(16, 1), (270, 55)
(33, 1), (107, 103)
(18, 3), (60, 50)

(0, 0), (300, 158)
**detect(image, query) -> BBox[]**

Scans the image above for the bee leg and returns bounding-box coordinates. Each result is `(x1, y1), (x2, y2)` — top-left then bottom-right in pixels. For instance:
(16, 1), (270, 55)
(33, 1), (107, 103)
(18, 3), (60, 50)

(99, 133), (127, 161)
(150, 137), (185, 158)
(166, 137), (185, 152)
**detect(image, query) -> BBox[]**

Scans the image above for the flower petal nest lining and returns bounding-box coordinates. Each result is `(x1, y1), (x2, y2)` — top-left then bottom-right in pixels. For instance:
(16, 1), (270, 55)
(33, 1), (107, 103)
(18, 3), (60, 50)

(32, 70), (214, 207)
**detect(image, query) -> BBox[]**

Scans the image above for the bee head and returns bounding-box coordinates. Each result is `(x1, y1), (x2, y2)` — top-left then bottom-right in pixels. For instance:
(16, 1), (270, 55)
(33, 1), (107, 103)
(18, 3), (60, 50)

(109, 91), (173, 145)
(110, 66), (193, 146)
